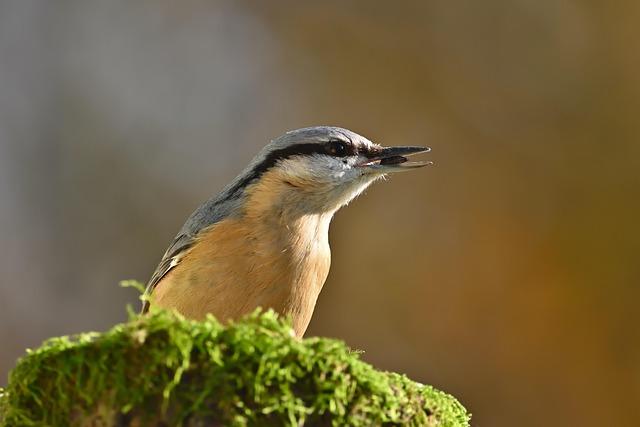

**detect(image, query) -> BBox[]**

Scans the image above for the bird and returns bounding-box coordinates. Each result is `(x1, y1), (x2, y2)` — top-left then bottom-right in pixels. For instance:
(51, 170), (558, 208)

(142, 126), (430, 337)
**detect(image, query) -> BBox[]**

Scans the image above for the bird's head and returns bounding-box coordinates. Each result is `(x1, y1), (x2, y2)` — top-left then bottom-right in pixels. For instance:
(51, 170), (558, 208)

(222, 126), (431, 216)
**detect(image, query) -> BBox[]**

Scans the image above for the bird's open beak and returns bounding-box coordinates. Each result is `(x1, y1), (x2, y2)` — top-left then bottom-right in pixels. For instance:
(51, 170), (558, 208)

(359, 146), (432, 173)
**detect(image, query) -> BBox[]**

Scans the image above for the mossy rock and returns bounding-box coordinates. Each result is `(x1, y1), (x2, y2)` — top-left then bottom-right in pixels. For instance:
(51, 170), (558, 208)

(0, 310), (470, 426)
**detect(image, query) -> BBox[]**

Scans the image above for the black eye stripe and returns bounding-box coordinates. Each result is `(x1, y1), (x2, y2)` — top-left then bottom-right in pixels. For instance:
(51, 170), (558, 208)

(262, 141), (356, 160)
(225, 142), (354, 198)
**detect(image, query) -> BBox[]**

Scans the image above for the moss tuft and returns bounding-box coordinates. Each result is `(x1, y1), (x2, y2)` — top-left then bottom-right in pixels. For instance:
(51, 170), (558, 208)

(0, 309), (469, 426)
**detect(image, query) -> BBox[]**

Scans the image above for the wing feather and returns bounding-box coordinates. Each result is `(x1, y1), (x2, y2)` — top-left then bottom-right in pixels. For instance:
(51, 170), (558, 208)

(141, 233), (195, 313)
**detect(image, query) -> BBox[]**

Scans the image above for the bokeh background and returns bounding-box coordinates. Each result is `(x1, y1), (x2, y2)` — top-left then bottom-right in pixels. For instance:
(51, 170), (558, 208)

(1, 1), (639, 425)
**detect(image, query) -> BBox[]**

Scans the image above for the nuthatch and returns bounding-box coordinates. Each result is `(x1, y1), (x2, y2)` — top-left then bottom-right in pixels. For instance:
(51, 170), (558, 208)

(142, 126), (430, 336)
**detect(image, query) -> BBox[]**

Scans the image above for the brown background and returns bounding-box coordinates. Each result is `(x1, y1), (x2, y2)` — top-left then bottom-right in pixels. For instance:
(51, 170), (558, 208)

(1, 1), (639, 426)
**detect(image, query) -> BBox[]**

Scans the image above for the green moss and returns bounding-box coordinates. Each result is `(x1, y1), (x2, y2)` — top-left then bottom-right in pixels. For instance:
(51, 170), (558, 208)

(0, 309), (469, 426)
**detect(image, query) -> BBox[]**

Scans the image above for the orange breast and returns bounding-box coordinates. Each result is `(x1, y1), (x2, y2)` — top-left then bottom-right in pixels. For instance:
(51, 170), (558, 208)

(151, 215), (331, 337)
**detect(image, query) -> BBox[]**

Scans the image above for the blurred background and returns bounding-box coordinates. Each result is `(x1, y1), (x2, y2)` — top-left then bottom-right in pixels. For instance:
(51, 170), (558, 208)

(1, 1), (639, 425)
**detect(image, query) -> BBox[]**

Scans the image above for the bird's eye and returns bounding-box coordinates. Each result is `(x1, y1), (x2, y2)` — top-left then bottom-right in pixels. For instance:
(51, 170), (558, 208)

(327, 140), (350, 157)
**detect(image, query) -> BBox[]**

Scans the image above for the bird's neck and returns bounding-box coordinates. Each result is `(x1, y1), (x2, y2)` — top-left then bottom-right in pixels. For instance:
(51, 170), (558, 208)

(241, 168), (339, 225)
(239, 171), (335, 335)
(242, 172), (334, 257)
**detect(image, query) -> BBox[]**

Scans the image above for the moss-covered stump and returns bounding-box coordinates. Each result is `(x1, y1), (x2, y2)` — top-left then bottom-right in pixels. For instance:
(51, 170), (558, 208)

(0, 310), (469, 426)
